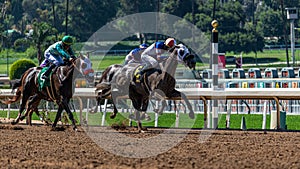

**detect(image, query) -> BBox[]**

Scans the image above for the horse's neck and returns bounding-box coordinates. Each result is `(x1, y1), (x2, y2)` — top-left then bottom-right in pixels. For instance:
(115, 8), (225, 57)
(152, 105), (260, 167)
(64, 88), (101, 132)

(59, 64), (78, 84)
(162, 53), (178, 77)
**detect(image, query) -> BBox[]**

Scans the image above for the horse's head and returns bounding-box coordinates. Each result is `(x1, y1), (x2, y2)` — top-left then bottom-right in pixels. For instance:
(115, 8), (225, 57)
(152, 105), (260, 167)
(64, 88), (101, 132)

(175, 44), (196, 70)
(74, 53), (95, 84)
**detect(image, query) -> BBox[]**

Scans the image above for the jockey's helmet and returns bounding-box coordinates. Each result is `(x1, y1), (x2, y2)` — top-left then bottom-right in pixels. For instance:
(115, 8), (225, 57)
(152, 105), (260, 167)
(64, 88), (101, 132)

(165, 38), (176, 48)
(139, 43), (148, 49)
(62, 36), (73, 45)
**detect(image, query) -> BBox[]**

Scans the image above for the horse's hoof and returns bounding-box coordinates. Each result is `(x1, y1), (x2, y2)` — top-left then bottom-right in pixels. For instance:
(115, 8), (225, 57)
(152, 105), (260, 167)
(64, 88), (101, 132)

(89, 109), (97, 114)
(11, 121), (17, 125)
(110, 114), (116, 119)
(51, 126), (65, 131)
(158, 111), (163, 115)
(138, 128), (147, 133)
(189, 112), (195, 119)
(145, 115), (151, 121)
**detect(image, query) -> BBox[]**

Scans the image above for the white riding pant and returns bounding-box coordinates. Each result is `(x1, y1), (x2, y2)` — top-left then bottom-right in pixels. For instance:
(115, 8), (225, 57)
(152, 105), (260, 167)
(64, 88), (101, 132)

(44, 52), (64, 66)
(141, 54), (158, 68)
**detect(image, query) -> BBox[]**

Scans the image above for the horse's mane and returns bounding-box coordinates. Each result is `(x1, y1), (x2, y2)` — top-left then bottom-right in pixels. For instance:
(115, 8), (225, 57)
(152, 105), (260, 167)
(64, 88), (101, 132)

(56, 57), (80, 82)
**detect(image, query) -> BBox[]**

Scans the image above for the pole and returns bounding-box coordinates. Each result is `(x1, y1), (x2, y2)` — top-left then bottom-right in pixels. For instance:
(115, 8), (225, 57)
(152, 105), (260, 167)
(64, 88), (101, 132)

(65, 0), (69, 35)
(52, 0), (58, 40)
(211, 20), (219, 129)
(155, 0), (159, 42)
(291, 19), (295, 66)
(192, 0), (195, 48)
(5, 17), (8, 76)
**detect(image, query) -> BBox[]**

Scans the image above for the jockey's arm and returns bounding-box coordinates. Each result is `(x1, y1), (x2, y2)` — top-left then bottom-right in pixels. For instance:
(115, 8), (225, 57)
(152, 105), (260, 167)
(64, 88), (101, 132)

(69, 47), (75, 58)
(124, 54), (133, 65)
(56, 44), (71, 59)
(156, 48), (169, 61)
(158, 55), (168, 60)
(155, 48), (163, 60)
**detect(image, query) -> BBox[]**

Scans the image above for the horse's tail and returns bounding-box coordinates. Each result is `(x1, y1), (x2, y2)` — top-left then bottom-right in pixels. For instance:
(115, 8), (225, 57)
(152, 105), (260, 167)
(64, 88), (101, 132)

(1, 87), (22, 105)
(1, 69), (29, 105)
(11, 79), (22, 93)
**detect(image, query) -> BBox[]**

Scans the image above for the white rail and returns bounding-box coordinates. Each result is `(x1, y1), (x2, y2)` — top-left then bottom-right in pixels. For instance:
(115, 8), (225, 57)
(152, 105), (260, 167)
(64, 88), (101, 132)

(2, 88), (300, 129)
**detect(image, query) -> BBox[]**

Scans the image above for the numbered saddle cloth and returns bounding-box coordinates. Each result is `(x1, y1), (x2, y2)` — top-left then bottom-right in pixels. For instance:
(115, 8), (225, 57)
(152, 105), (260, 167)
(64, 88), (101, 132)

(37, 67), (53, 91)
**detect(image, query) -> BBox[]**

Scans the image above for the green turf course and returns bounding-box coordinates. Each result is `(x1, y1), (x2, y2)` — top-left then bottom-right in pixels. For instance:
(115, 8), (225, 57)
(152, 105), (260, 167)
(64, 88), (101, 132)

(2, 111), (300, 130)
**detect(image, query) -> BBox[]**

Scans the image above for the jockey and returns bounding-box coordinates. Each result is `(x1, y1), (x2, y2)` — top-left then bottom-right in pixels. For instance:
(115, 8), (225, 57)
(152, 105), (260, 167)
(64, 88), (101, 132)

(124, 43), (148, 65)
(40, 35), (75, 80)
(140, 38), (176, 73)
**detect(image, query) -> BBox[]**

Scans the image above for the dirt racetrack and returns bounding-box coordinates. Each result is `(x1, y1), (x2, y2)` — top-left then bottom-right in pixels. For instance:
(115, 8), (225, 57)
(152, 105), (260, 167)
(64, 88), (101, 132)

(0, 122), (300, 169)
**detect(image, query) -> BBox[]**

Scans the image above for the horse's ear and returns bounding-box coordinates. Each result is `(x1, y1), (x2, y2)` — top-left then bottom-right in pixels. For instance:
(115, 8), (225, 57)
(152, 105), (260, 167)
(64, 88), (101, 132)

(79, 52), (84, 59)
(168, 46), (177, 53)
(86, 53), (89, 58)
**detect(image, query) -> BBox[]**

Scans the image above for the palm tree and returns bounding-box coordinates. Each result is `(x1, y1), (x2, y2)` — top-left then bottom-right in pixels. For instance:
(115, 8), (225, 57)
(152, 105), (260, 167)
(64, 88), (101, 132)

(31, 21), (55, 64)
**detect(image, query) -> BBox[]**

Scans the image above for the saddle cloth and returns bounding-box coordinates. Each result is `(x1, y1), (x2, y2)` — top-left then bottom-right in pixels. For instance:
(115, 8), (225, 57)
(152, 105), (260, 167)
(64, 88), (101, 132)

(133, 65), (144, 83)
(37, 67), (53, 91)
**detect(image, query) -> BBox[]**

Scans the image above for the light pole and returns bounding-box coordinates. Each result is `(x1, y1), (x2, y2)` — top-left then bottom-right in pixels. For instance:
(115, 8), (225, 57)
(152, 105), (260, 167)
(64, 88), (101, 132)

(65, 0), (69, 35)
(285, 8), (298, 66)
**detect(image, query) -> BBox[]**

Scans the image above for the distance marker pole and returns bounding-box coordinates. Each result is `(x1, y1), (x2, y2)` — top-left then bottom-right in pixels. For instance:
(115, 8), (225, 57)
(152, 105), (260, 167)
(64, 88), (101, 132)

(211, 20), (219, 129)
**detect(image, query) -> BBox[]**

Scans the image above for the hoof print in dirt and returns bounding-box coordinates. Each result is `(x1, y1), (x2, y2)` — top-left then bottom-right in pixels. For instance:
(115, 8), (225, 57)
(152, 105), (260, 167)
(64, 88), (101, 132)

(111, 123), (127, 130)
(51, 126), (66, 131)
(12, 126), (24, 130)
(0, 125), (23, 130)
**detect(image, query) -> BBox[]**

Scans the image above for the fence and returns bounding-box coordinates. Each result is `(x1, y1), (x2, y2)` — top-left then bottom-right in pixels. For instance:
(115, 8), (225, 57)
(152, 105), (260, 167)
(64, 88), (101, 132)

(2, 87), (300, 130)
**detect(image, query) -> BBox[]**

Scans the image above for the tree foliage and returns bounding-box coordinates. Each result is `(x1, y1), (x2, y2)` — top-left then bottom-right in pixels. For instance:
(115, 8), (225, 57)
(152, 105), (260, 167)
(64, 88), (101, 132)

(1, 0), (300, 56)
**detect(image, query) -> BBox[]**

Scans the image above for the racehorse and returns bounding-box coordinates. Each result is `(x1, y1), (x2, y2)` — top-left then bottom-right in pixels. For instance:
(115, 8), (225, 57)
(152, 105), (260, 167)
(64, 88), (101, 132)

(1, 54), (94, 130)
(110, 44), (196, 132)
(93, 64), (123, 113)
(94, 64), (165, 118)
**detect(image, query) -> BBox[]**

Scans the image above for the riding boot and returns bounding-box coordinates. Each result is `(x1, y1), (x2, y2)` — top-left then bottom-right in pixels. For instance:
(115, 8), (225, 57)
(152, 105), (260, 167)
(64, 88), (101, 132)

(42, 64), (56, 80)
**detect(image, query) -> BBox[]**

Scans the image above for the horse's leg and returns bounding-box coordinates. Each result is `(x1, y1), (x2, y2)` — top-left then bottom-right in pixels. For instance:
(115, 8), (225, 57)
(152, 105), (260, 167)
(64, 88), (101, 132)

(110, 90), (120, 119)
(95, 89), (111, 113)
(168, 89), (195, 119)
(92, 96), (101, 113)
(110, 103), (118, 119)
(157, 99), (167, 115)
(61, 98), (77, 131)
(93, 91), (105, 113)
(151, 90), (167, 115)
(52, 104), (64, 129)
(134, 110), (143, 133)
(26, 109), (35, 126)
(128, 92), (143, 120)
(141, 99), (150, 121)
(11, 92), (31, 125)
(25, 95), (41, 126)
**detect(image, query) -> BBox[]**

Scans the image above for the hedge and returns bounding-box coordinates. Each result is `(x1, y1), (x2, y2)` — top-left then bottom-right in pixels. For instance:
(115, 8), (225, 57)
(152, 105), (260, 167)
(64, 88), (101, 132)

(9, 59), (36, 79)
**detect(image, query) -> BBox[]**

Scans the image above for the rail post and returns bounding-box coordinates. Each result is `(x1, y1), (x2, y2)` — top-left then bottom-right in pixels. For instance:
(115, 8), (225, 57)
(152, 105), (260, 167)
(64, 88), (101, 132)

(211, 20), (219, 129)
